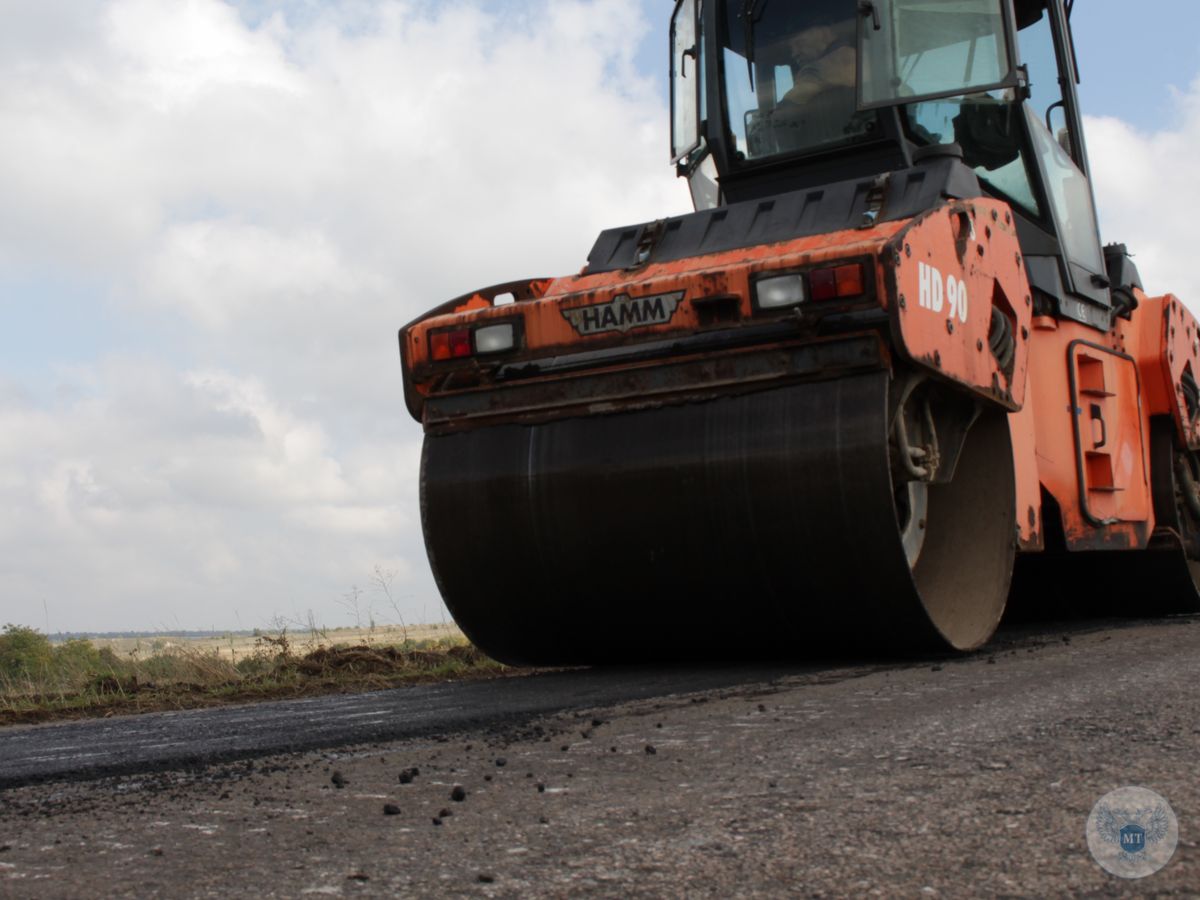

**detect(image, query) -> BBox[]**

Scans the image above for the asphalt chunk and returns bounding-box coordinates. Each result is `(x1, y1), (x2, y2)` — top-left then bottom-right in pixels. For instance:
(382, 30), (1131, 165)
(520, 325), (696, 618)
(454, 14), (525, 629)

(383, 804), (402, 816)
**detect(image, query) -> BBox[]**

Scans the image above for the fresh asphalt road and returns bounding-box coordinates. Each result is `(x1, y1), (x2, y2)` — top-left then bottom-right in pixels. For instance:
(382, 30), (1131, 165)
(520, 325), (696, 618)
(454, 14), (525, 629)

(0, 663), (816, 790)
(0, 616), (1196, 897)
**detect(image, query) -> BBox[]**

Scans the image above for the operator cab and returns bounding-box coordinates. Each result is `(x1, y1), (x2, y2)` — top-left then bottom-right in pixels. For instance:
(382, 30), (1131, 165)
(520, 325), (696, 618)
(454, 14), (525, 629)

(670, 0), (1124, 329)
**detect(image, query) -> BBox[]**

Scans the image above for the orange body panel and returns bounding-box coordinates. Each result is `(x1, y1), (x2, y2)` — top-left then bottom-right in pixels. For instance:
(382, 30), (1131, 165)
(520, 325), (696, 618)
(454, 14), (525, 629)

(400, 197), (1200, 559)
(1018, 292), (1200, 550)
(1125, 293), (1200, 450)
(881, 198), (1038, 549)
(1025, 319), (1151, 548)
(403, 222), (908, 378)
(888, 199), (1030, 410)
(1008, 390), (1043, 549)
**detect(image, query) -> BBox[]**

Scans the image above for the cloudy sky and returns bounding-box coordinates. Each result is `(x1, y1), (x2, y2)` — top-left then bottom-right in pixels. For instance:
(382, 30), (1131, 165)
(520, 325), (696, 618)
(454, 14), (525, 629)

(1, 0), (1197, 634)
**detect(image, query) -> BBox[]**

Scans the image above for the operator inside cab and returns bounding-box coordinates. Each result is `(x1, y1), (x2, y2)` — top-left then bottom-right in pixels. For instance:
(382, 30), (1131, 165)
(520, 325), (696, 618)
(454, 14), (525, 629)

(727, 0), (1074, 223)
(730, 1), (876, 159)
(687, 0), (1109, 318)
(778, 15), (856, 108)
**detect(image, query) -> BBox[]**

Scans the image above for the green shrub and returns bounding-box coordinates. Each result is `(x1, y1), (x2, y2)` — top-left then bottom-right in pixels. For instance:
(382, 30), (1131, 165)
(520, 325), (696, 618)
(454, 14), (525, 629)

(234, 656), (274, 677)
(55, 638), (104, 672)
(97, 646), (124, 668)
(0, 625), (55, 678)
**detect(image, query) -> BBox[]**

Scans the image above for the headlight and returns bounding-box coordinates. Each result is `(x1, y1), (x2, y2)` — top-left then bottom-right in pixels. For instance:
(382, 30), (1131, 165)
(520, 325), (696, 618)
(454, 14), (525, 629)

(474, 323), (516, 354)
(754, 273), (807, 310)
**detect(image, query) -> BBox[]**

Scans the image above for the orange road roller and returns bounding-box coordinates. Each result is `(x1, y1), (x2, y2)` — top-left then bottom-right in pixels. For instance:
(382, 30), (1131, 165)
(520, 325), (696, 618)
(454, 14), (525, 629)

(399, 0), (1200, 663)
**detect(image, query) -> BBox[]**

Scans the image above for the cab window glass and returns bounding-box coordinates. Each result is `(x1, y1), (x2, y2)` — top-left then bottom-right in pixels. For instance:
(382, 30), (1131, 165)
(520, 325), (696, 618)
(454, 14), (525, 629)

(1026, 105), (1105, 273)
(1014, 1), (1074, 159)
(861, 0), (1013, 107)
(906, 93), (1040, 216)
(671, 0), (700, 161)
(721, 1), (877, 163)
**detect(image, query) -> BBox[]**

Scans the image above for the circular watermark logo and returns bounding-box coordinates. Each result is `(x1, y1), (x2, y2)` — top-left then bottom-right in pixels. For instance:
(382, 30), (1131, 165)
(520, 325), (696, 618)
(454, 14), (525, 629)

(1086, 786), (1179, 879)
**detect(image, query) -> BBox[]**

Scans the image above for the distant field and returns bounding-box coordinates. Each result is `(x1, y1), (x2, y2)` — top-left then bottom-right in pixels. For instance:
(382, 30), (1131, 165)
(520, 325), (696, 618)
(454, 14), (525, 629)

(90, 623), (464, 662)
(1, 622), (506, 726)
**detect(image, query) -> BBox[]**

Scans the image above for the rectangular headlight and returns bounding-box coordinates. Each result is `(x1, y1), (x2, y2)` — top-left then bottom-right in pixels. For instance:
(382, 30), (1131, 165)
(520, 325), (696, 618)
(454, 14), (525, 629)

(755, 273), (806, 310)
(474, 323), (516, 355)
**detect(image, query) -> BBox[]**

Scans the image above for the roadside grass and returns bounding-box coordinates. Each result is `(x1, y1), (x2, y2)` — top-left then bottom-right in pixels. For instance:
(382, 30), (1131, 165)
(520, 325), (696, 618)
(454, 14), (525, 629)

(0, 624), (513, 726)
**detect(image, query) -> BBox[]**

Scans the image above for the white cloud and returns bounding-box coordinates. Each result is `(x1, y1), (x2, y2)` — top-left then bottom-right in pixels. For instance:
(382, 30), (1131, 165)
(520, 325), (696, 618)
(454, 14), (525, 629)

(0, 358), (427, 632)
(0, 0), (689, 632)
(14, 0), (1188, 635)
(1086, 75), (1200, 305)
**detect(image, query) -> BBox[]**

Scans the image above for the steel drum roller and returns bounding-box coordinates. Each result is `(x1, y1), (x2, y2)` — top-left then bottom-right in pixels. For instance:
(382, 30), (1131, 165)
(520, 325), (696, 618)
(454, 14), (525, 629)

(421, 372), (1015, 665)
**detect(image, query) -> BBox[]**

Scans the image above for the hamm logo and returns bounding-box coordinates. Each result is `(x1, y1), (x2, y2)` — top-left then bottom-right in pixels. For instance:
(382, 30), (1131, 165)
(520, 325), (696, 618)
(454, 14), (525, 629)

(562, 291), (684, 336)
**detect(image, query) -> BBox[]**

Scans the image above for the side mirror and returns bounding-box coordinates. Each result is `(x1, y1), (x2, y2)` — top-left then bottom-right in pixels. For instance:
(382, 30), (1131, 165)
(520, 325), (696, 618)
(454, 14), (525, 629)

(952, 96), (1021, 171)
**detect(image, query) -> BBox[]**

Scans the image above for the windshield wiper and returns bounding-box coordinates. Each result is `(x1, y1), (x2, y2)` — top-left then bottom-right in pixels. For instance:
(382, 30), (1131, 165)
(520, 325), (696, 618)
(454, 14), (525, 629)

(741, 0), (767, 89)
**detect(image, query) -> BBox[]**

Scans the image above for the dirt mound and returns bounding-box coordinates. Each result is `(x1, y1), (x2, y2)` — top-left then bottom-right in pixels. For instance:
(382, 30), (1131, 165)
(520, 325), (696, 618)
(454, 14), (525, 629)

(294, 643), (484, 676)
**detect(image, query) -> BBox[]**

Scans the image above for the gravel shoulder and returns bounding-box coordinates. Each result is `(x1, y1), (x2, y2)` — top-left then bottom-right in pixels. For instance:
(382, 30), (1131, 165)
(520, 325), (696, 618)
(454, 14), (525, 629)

(1, 617), (1197, 897)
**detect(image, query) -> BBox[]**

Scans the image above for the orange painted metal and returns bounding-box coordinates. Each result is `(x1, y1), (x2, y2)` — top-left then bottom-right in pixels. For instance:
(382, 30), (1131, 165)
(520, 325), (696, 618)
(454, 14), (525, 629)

(1020, 290), (1200, 550)
(882, 197), (1039, 548)
(404, 222), (908, 382)
(1007, 389), (1043, 549)
(886, 199), (1030, 409)
(399, 196), (1200, 560)
(1125, 293), (1200, 451)
(1026, 318), (1151, 548)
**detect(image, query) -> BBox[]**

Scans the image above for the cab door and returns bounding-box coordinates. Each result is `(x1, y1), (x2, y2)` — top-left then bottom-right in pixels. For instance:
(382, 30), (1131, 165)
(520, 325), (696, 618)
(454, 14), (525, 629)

(1068, 342), (1151, 526)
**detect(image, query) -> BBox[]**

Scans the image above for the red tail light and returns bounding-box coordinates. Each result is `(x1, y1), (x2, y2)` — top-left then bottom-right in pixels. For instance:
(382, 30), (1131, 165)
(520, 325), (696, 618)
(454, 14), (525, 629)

(449, 330), (472, 358)
(431, 328), (473, 361)
(810, 263), (865, 302)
